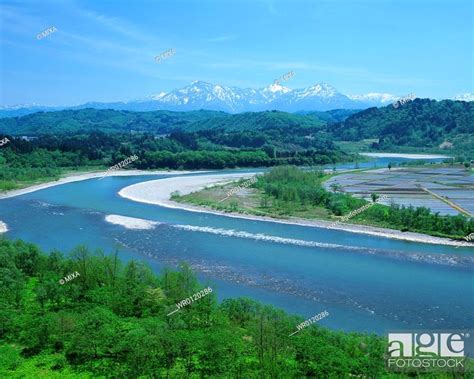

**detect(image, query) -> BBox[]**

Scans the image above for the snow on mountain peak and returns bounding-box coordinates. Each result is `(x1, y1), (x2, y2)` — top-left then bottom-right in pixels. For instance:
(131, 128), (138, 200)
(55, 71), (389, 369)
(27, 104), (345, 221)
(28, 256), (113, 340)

(107, 81), (447, 114)
(295, 83), (339, 99)
(454, 93), (474, 102)
(0, 102), (43, 110)
(150, 92), (167, 100)
(348, 92), (398, 103)
(266, 82), (292, 94)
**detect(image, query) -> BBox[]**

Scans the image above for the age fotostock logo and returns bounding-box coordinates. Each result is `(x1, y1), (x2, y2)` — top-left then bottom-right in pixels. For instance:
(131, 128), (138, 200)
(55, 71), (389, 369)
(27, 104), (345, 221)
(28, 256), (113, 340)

(387, 332), (469, 371)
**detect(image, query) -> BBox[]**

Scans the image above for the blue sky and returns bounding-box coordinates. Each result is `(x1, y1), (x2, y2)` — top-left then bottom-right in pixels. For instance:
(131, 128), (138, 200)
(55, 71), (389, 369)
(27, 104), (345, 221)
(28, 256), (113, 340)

(0, 0), (472, 106)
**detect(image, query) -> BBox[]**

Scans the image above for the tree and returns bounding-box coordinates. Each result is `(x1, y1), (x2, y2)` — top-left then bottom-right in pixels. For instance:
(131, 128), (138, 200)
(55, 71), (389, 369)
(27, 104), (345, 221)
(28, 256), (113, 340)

(67, 307), (120, 360)
(0, 249), (25, 308)
(330, 183), (341, 193)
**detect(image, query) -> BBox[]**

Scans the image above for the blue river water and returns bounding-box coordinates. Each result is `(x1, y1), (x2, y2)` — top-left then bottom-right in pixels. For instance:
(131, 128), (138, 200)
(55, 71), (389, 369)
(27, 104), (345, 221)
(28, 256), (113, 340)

(1, 158), (472, 337)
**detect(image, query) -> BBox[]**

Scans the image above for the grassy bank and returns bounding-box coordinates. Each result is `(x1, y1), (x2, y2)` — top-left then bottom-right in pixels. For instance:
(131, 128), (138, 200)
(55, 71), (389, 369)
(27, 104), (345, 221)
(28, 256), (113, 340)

(0, 166), (108, 192)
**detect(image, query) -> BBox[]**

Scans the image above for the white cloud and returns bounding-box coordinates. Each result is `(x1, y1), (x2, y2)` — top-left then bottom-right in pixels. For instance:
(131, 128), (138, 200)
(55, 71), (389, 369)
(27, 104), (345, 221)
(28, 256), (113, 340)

(76, 8), (157, 44)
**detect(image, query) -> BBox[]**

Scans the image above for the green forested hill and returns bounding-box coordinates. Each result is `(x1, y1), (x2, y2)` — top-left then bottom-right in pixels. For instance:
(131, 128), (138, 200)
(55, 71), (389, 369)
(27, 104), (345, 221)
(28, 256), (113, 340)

(0, 109), (229, 135)
(0, 109), (330, 136)
(0, 110), (347, 189)
(184, 110), (326, 132)
(300, 109), (360, 124)
(0, 108), (330, 136)
(330, 99), (473, 153)
(1, 101), (471, 159)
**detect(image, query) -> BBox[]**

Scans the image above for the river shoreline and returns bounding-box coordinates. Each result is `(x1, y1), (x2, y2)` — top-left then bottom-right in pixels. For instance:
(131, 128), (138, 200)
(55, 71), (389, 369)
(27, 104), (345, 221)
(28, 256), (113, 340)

(0, 169), (200, 200)
(0, 169), (201, 233)
(359, 152), (451, 159)
(118, 173), (468, 247)
(1, 169), (469, 247)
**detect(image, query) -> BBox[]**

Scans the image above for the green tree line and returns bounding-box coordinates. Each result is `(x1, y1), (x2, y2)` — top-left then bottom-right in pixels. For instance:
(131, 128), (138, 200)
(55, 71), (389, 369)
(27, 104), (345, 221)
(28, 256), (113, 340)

(0, 131), (348, 191)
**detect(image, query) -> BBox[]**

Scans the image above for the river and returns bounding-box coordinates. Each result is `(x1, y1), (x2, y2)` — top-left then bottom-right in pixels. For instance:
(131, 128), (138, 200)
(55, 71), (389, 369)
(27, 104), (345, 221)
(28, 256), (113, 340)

(1, 156), (472, 336)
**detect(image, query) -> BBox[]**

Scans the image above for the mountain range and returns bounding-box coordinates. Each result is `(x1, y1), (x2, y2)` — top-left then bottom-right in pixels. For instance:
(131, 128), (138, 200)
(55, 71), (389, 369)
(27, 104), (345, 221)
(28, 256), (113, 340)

(1, 81), (472, 118)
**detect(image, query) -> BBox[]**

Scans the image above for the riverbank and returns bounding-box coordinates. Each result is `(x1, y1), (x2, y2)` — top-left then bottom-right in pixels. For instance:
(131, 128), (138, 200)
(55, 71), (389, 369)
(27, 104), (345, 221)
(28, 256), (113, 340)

(359, 152), (451, 159)
(0, 169), (199, 232)
(118, 173), (467, 247)
(0, 169), (199, 200)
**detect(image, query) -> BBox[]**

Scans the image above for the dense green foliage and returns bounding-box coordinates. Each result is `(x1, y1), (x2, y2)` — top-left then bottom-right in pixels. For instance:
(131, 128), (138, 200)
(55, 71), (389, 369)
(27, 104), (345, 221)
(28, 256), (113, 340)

(1, 100), (472, 161)
(299, 109), (360, 124)
(0, 108), (348, 137)
(0, 238), (398, 378)
(0, 128), (348, 190)
(0, 109), (344, 159)
(183, 110), (325, 132)
(1, 101), (472, 191)
(2, 101), (471, 159)
(330, 99), (474, 157)
(0, 108), (228, 135)
(254, 167), (474, 239)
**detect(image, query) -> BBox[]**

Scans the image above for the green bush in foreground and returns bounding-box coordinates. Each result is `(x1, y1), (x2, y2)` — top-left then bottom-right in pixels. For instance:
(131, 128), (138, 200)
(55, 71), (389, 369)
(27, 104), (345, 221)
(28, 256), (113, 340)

(0, 239), (467, 378)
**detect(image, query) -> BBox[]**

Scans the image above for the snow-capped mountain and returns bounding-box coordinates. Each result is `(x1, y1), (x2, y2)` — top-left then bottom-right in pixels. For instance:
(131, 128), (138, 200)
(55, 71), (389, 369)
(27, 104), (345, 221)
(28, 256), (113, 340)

(347, 93), (399, 105)
(153, 81), (249, 112)
(0, 104), (61, 118)
(120, 81), (370, 113)
(261, 82), (292, 100)
(148, 92), (167, 100)
(0, 102), (43, 110)
(276, 83), (356, 111)
(1, 81), (470, 118)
